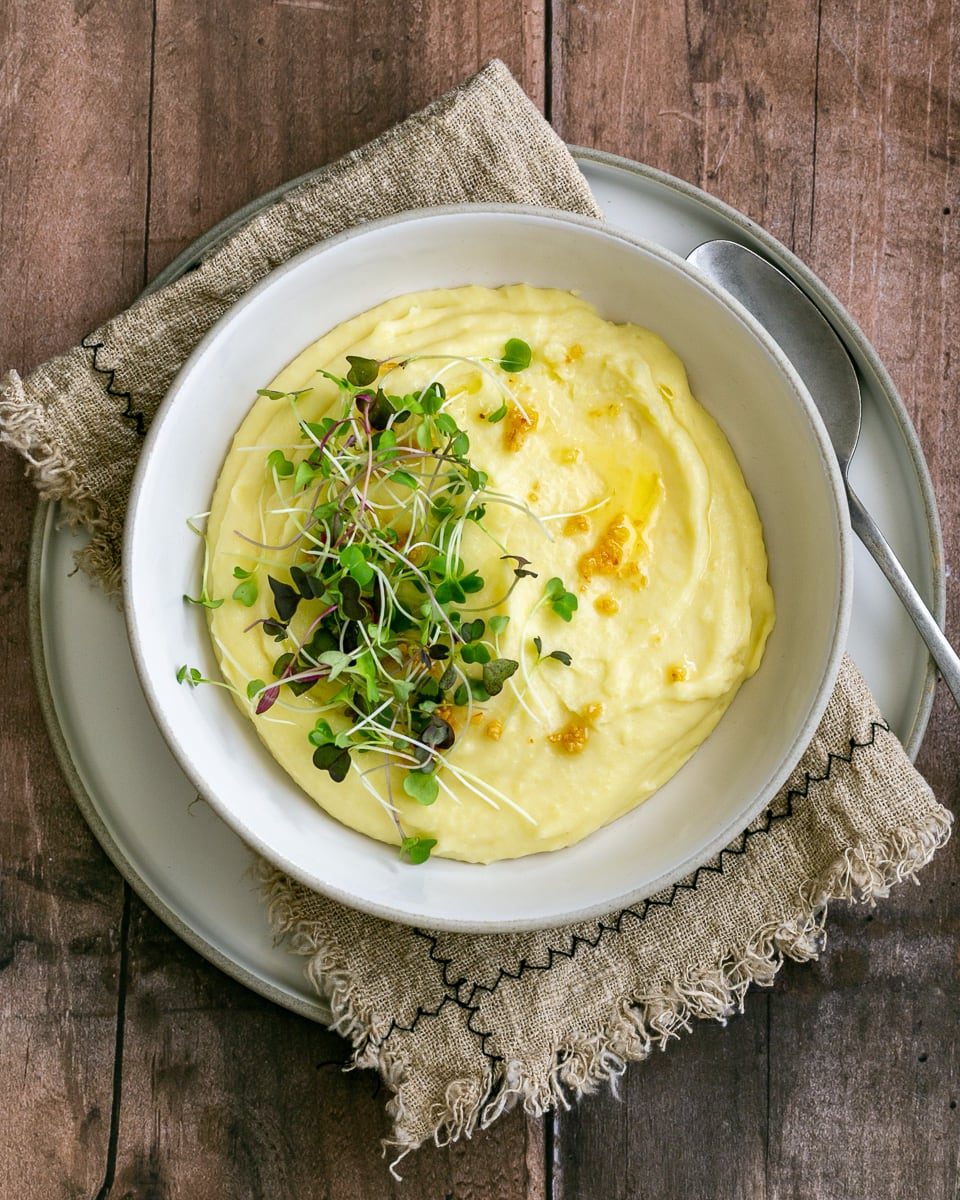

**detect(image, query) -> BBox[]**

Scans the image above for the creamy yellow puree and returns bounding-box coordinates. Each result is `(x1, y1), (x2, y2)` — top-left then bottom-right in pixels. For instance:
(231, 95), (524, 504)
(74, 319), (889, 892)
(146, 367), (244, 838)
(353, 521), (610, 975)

(206, 285), (775, 863)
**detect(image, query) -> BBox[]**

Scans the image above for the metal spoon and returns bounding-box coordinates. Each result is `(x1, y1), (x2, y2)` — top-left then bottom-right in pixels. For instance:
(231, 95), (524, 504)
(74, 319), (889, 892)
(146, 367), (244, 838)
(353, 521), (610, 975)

(687, 238), (960, 707)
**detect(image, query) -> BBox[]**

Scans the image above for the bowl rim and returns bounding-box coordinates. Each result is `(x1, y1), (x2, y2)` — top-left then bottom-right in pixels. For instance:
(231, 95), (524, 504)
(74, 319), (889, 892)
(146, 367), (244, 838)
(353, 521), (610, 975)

(123, 202), (853, 932)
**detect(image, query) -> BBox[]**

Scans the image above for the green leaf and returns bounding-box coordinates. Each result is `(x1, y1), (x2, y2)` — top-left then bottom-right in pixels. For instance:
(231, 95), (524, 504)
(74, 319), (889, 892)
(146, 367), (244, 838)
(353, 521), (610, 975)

(183, 591), (223, 609)
(452, 431), (469, 458)
(482, 658), (519, 696)
(273, 652), (294, 678)
(547, 649), (573, 666)
(415, 419), (433, 451)
(400, 836), (437, 865)
(266, 449), (294, 478)
(419, 382), (445, 414)
(233, 566), (252, 579)
(461, 643), (491, 665)
(434, 413), (458, 437)
(485, 401), (508, 423)
(232, 578), (258, 607)
(459, 571), (484, 595)
(308, 719), (336, 747)
(268, 576), (300, 623)
(339, 545), (375, 587)
(355, 649), (380, 705)
(246, 679), (265, 700)
(435, 579), (467, 605)
(403, 771), (439, 806)
(365, 388), (394, 430)
(545, 577), (578, 622)
(256, 388), (287, 400)
(500, 337), (532, 373)
(338, 576), (365, 620)
(316, 368), (349, 389)
(294, 460), (319, 493)
(316, 650), (352, 680)
(389, 469), (419, 490)
(176, 665), (203, 688)
(312, 742), (352, 782)
(533, 635), (543, 657)
(345, 355), (379, 386)
(488, 614), (510, 635)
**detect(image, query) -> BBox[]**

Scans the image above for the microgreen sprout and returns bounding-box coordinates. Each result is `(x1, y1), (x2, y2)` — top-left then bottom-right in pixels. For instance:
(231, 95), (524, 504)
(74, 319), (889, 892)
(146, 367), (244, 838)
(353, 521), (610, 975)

(544, 577), (579, 622)
(183, 589), (223, 610)
(183, 335), (578, 862)
(499, 338), (532, 373)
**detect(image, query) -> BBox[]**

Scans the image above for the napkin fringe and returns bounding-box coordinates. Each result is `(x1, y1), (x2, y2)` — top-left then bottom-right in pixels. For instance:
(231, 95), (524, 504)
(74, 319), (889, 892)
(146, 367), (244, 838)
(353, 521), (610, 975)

(260, 805), (950, 1168)
(0, 367), (122, 589)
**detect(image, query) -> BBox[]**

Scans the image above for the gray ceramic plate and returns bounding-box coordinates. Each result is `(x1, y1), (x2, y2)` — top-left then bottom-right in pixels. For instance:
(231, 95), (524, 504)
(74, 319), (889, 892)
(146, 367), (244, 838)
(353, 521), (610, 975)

(28, 148), (945, 1016)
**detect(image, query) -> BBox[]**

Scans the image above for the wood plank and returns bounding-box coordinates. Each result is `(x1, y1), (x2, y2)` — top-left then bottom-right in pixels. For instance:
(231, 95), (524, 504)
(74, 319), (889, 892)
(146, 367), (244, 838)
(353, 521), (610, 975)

(766, 0), (960, 1192)
(145, 0), (547, 278)
(551, 0), (820, 251)
(110, 3), (549, 1195)
(0, 2), (153, 1197)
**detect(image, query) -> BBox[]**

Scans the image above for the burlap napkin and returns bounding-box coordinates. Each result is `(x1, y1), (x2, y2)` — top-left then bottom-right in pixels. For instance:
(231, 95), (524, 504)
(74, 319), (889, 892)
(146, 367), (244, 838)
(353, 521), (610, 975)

(2, 61), (950, 1166)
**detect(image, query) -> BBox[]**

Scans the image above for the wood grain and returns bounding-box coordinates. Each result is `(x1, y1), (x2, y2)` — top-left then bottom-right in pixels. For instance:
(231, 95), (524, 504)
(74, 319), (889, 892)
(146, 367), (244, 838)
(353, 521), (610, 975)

(0, 2), (152, 1197)
(145, 0), (546, 278)
(552, 1), (960, 1197)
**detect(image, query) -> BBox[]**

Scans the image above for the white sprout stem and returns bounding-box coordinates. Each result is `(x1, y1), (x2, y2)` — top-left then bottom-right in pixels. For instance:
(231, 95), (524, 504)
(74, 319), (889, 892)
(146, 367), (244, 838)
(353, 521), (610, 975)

(478, 491), (555, 542)
(444, 760), (537, 824)
(375, 541), (460, 641)
(516, 601), (553, 724)
(494, 632), (545, 727)
(541, 495), (612, 523)
(351, 762), (399, 815)
(434, 773), (464, 806)
(441, 762), (500, 811)
(342, 696), (394, 738)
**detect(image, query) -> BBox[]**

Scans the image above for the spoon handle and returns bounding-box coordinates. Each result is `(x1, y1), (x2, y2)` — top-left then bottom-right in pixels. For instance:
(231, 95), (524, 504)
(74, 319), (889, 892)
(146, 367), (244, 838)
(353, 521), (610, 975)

(847, 484), (960, 707)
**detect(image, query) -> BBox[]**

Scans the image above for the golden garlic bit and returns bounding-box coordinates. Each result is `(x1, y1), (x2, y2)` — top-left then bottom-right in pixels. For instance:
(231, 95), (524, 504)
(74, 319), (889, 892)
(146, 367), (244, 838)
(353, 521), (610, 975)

(557, 446), (581, 465)
(668, 665), (688, 683)
(486, 719), (503, 741)
(504, 403), (538, 452)
(593, 593), (620, 616)
(563, 513), (590, 537)
(565, 343), (584, 362)
(548, 721), (589, 755)
(579, 512), (630, 581)
(547, 703), (603, 755)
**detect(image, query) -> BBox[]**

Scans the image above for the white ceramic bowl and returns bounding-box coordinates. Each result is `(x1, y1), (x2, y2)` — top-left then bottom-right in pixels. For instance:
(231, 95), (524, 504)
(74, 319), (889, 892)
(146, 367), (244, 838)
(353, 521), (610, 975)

(124, 206), (851, 932)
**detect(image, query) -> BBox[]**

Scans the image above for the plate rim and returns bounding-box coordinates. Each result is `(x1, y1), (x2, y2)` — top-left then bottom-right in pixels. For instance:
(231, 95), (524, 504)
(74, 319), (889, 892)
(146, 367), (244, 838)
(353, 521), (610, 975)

(26, 147), (944, 1007)
(27, 502), (332, 1023)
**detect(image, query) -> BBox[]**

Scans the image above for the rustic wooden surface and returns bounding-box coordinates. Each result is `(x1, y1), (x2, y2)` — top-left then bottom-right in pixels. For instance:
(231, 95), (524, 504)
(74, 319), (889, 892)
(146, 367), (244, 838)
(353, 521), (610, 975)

(0, 2), (956, 1196)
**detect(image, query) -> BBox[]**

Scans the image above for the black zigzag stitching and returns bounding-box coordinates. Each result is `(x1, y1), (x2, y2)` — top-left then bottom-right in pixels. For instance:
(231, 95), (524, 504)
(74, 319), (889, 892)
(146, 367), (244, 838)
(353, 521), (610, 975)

(378, 719), (890, 1065)
(81, 335), (147, 437)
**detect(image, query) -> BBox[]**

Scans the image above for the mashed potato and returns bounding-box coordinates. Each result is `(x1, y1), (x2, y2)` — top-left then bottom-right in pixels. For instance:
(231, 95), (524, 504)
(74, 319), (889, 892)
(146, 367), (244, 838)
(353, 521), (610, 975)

(205, 285), (774, 862)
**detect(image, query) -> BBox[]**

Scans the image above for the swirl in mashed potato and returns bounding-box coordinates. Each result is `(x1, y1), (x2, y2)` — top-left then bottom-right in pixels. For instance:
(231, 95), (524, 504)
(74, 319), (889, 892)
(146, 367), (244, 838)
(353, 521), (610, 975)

(205, 285), (775, 863)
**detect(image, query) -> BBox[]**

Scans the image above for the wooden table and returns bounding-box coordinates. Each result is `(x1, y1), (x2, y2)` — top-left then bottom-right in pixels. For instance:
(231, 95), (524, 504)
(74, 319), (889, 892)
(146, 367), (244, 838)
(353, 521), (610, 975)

(2, 3), (957, 1196)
